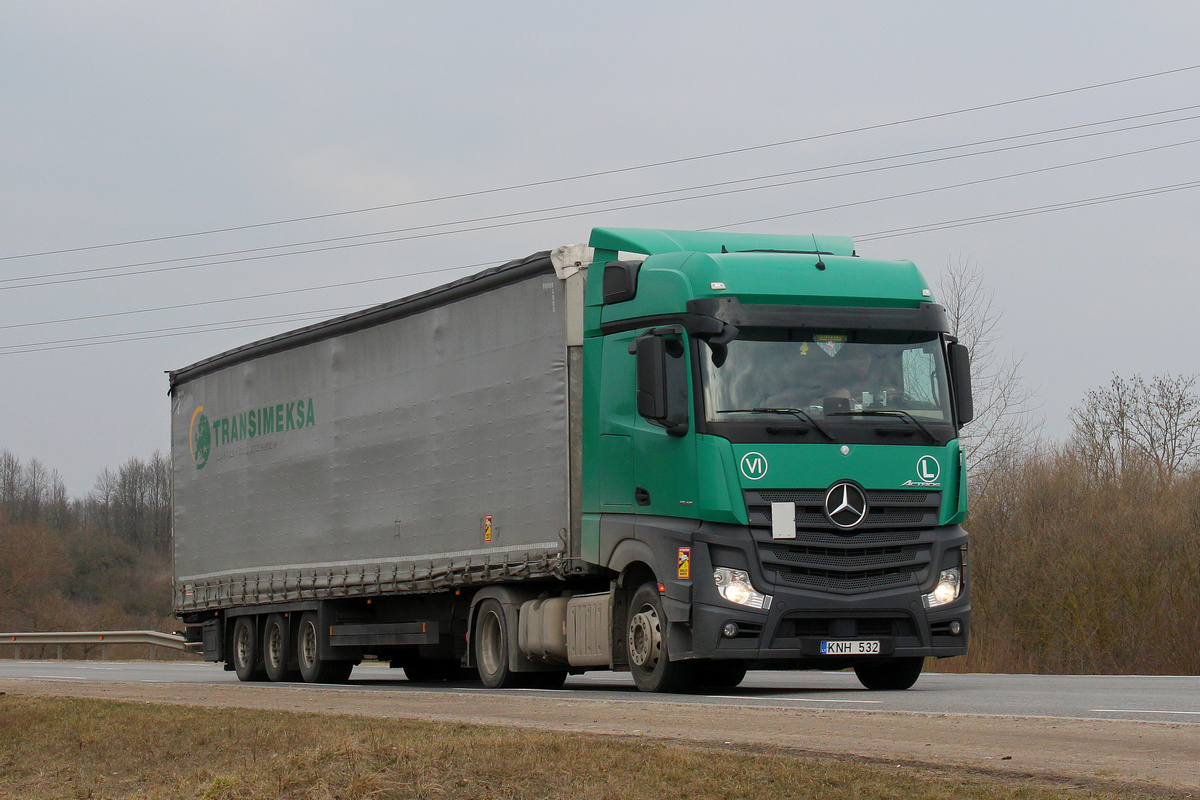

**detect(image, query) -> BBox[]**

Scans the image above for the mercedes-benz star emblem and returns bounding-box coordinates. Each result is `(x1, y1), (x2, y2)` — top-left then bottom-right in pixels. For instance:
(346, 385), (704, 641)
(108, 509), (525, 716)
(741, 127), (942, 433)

(824, 482), (869, 529)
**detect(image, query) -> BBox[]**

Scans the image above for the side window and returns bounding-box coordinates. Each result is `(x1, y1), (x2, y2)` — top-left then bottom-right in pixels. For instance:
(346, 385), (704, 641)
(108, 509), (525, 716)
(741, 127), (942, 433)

(901, 347), (939, 404)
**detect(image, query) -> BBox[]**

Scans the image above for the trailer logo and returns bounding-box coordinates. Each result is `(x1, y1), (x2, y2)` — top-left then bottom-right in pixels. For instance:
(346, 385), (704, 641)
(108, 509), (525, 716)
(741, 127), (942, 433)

(739, 452), (768, 480)
(189, 406), (211, 470)
(189, 398), (316, 471)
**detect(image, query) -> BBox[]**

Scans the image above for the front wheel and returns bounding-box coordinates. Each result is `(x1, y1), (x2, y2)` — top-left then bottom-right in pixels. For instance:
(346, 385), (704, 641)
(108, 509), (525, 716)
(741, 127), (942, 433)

(474, 599), (519, 688)
(696, 660), (748, 689)
(854, 657), (924, 690)
(626, 583), (695, 693)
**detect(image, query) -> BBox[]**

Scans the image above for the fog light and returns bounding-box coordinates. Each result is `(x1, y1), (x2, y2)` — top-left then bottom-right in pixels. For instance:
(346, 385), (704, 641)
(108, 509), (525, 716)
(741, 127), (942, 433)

(713, 568), (772, 610)
(923, 568), (962, 608)
(949, 620), (962, 636)
(722, 622), (740, 638)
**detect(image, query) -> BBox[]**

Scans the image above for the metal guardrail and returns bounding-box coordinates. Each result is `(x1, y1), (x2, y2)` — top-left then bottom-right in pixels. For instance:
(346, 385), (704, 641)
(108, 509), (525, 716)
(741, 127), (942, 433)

(0, 630), (201, 660)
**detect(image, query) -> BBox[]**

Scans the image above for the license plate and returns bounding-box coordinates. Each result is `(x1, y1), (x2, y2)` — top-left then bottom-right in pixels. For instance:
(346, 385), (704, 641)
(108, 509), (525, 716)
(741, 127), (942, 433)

(820, 640), (880, 655)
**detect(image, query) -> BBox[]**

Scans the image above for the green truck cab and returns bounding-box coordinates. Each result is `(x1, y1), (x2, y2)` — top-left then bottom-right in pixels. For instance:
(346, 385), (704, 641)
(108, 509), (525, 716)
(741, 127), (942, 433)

(579, 228), (971, 691)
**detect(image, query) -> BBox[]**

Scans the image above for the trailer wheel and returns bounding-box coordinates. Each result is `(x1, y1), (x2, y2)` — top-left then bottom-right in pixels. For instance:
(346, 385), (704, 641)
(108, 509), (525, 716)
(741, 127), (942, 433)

(296, 612), (354, 684)
(474, 599), (519, 689)
(626, 582), (695, 692)
(853, 657), (924, 690)
(262, 613), (299, 682)
(232, 616), (266, 682)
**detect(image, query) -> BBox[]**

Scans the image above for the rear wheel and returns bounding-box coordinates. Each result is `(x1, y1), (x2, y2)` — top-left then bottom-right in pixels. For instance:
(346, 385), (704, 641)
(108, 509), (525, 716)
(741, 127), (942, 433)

(296, 612), (354, 684)
(626, 582), (695, 693)
(854, 657), (924, 690)
(402, 656), (465, 683)
(232, 616), (266, 682)
(262, 613), (299, 682)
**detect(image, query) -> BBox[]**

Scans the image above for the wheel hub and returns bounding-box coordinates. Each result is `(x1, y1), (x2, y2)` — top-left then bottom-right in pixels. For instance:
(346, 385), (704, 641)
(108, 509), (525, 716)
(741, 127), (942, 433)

(629, 607), (662, 669)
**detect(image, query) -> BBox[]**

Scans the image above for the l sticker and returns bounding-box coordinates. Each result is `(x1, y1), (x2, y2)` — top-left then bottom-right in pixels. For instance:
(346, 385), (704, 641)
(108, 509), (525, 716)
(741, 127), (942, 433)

(918, 456), (941, 483)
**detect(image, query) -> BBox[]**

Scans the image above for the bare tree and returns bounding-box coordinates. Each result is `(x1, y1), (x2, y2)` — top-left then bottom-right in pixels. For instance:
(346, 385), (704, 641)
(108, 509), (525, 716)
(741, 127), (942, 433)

(936, 256), (1040, 496)
(1070, 373), (1200, 486)
(0, 450), (20, 521)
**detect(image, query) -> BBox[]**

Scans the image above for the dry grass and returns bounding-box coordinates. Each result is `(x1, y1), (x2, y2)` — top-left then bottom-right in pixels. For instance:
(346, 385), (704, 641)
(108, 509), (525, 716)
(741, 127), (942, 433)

(0, 695), (1119, 800)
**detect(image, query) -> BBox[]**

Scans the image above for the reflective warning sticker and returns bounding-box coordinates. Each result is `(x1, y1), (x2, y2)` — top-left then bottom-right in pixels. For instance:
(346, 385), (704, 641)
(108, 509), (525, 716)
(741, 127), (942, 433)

(483, 515), (493, 543)
(677, 547), (691, 580)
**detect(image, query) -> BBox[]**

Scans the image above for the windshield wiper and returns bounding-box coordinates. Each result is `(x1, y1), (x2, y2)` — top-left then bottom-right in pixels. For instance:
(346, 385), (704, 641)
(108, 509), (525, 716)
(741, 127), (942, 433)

(717, 408), (837, 441)
(825, 409), (939, 444)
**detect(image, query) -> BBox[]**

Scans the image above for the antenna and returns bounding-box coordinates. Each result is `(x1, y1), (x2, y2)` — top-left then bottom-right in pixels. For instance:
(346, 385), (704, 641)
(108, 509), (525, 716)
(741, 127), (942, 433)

(812, 235), (826, 270)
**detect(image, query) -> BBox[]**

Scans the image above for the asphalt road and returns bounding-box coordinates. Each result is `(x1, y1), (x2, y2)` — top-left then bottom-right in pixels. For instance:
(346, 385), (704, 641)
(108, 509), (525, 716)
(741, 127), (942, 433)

(1, 659), (1196, 725)
(4, 659), (1199, 795)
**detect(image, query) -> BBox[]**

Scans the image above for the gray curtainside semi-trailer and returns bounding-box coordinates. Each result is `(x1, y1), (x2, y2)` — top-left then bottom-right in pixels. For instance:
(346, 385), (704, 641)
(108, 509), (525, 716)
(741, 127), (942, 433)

(172, 228), (973, 692)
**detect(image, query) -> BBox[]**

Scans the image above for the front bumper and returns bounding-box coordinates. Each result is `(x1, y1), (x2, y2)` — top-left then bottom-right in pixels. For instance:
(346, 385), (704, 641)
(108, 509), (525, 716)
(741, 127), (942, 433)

(674, 521), (970, 664)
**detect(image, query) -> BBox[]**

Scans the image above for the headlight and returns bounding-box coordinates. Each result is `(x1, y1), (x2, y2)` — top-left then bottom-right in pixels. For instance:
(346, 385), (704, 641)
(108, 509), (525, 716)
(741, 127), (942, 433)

(923, 568), (962, 608)
(713, 568), (772, 610)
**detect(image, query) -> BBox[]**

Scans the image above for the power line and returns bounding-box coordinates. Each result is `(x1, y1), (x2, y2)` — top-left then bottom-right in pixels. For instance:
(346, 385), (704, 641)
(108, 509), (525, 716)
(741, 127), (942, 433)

(855, 180), (1200, 241)
(4, 101), (1195, 286)
(4, 128), (1195, 293)
(704, 138), (1200, 230)
(5, 176), (1200, 357)
(4, 63), (1198, 263)
(0, 308), (364, 356)
(0, 261), (497, 331)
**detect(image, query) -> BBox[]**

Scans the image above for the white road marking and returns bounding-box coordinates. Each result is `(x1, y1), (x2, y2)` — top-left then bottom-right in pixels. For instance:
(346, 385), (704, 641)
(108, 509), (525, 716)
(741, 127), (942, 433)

(1091, 709), (1200, 716)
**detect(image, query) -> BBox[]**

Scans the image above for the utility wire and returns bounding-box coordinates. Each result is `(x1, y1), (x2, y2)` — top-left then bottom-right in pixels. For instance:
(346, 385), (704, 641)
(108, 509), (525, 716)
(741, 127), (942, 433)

(6, 132), (1199, 292)
(3, 63), (1198, 263)
(0, 308), (364, 355)
(704, 138), (1200, 230)
(0, 261), (498, 331)
(7, 103), (1200, 287)
(855, 180), (1200, 241)
(5, 175), (1200, 357)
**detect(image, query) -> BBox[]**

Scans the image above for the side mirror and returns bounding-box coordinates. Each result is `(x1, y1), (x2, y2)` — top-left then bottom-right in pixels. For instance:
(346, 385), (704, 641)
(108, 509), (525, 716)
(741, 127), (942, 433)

(635, 335), (669, 421)
(948, 342), (974, 426)
(632, 331), (689, 435)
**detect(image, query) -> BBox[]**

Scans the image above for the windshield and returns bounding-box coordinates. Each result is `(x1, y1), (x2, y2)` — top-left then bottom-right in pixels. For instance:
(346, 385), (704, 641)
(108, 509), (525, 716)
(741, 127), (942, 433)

(702, 328), (954, 426)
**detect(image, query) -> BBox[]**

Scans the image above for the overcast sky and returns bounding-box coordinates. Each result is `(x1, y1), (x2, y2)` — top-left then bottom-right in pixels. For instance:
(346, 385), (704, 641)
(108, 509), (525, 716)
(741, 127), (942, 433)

(3, 3), (1199, 495)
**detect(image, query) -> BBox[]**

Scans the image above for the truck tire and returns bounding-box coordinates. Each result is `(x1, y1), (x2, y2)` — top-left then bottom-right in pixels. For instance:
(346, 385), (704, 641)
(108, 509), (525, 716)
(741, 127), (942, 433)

(853, 657), (924, 690)
(626, 582), (695, 693)
(262, 613), (299, 682)
(296, 612), (354, 684)
(402, 657), (465, 683)
(474, 599), (520, 689)
(697, 660), (748, 689)
(232, 616), (266, 682)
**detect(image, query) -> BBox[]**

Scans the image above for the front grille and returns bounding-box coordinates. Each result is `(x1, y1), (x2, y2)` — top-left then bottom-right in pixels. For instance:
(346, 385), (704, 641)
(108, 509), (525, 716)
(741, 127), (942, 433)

(747, 487), (940, 595)
(783, 616), (917, 639)
(745, 489), (941, 532)
(777, 566), (916, 592)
